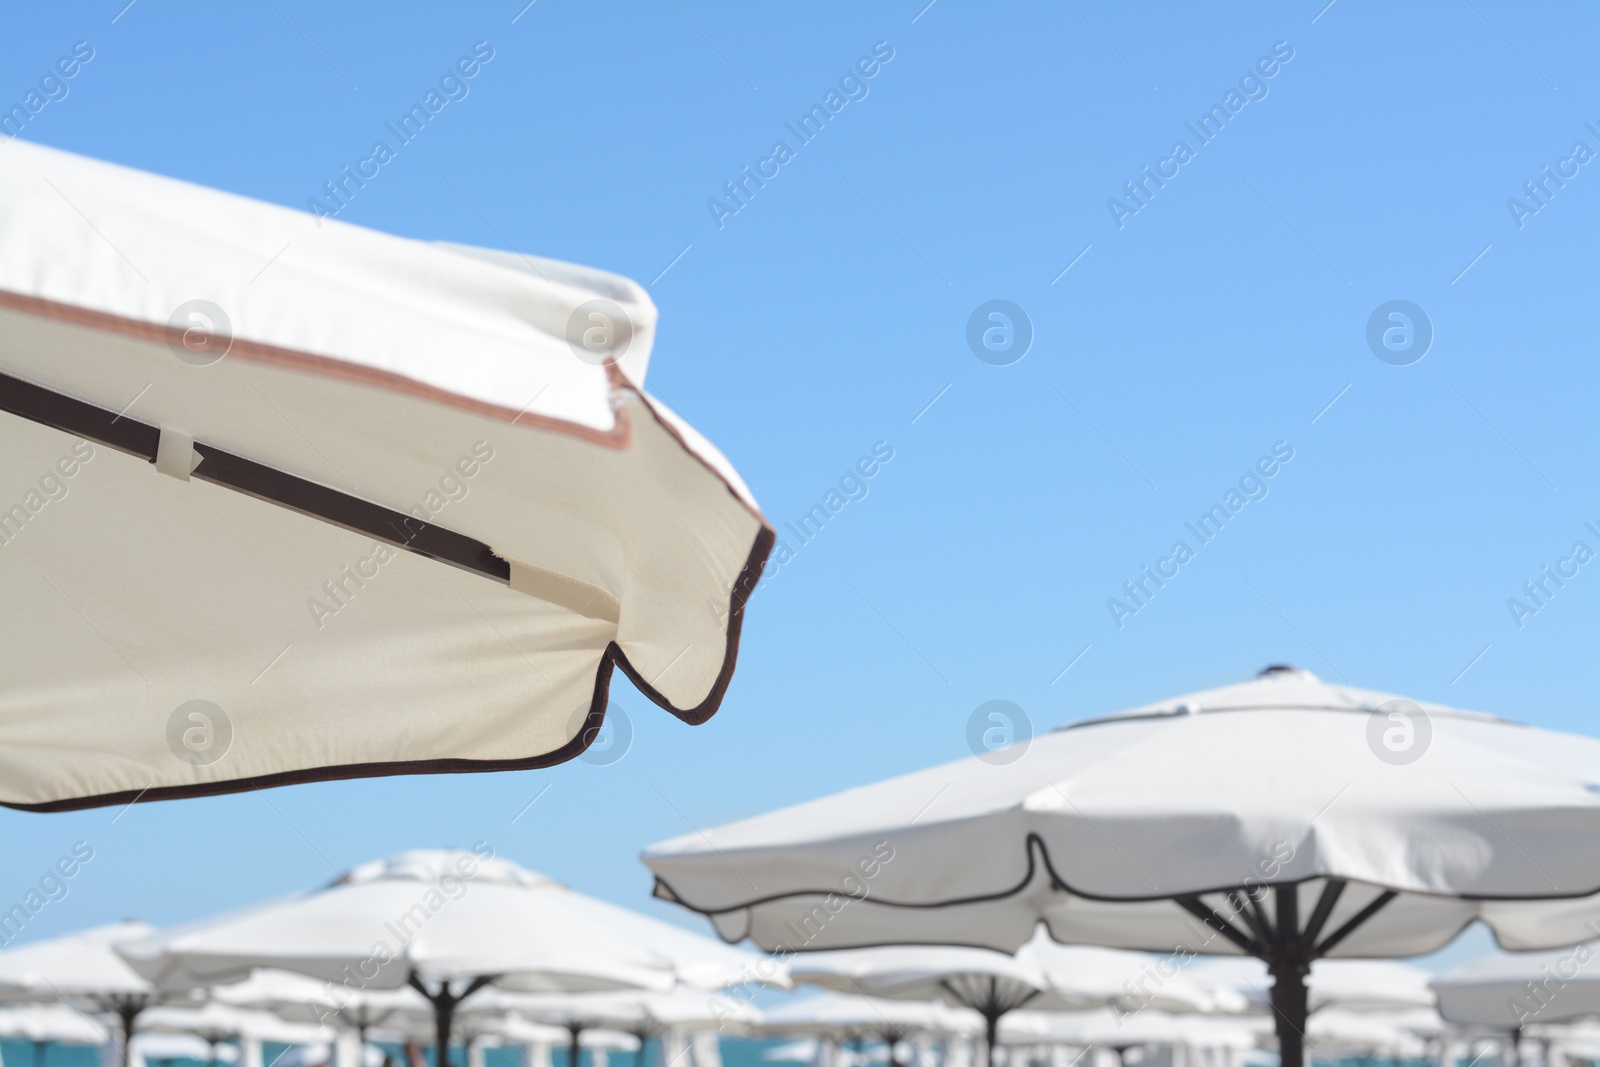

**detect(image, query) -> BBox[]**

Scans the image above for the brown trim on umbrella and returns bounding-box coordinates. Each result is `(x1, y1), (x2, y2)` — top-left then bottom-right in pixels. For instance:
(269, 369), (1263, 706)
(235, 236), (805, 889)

(0, 289), (633, 449)
(0, 379), (776, 812)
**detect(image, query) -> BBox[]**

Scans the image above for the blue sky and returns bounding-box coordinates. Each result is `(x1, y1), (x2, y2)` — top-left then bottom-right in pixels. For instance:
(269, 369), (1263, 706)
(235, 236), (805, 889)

(2, 1), (1595, 976)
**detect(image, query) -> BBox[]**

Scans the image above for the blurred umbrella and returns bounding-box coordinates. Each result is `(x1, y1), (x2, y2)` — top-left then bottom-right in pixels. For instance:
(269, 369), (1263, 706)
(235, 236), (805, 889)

(0, 1002), (109, 1067)
(0, 921), (190, 1067)
(121, 851), (786, 1066)
(1184, 958), (1436, 1014)
(785, 933), (1237, 1066)
(0, 139), (773, 813)
(1432, 940), (1600, 1029)
(644, 668), (1600, 1067)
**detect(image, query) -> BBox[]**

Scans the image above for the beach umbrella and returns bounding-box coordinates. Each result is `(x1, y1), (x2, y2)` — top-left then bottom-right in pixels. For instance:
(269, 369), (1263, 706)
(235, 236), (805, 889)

(785, 934), (1236, 1066)
(999, 1008), (1264, 1053)
(0, 1002), (109, 1067)
(1184, 958), (1436, 1014)
(131, 1032), (240, 1065)
(121, 851), (786, 1065)
(136, 1003), (334, 1048)
(0, 139), (773, 813)
(0, 921), (189, 1067)
(1432, 940), (1600, 1030)
(761, 991), (980, 1066)
(209, 969), (425, 1039)
(643, 667), (1600, 1067)
(464, 985), (763, 1067)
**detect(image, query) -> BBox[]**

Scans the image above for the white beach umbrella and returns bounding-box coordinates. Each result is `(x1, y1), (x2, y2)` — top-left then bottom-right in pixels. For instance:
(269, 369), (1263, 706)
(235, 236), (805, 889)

(132, 1032), (240, 1064)
(760, 993), (981, 1039)
(1432, 941), (1600, 1030)
(643, 668), (1600, 1067)
(0, 1002), (109, 1044)
(209, 968), (427, 1035)
(0, 139), (773, 813)
(786, 934), (1236, 1065)
(461, 985), (763, 1067)
(1302, 1009), (1438, 1059)
(0, 921), (188, 1067)
(121, 851), (785, 1062)
(136, 1003), (334, 1047)
(999, 1008), (1264, 1051)
(1184, 958), (1436, 1014)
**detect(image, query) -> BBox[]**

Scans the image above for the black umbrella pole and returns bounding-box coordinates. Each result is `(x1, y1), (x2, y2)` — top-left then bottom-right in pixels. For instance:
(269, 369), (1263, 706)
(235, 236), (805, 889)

(435, 1002), (455, 1067)
(1268, 961), (1308, 1067)
(118, 1004), (140, 1067)
(984, 1013), (999, 1067)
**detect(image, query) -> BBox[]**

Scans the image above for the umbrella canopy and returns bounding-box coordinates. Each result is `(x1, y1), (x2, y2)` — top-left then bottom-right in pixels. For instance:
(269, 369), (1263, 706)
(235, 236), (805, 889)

(471, 986), (763, 1033)
(999, 1008), (1264, 1050)
(786, 934), (1237, 1065)
(0, 139), (773, 813)
(137, 1003), (333, 1045)
(122, 851), (784, 1061)
(0, 919), (177, 1066)
(132, 1032), (240, 1063)
(1302, 1009), (1438, 1058)
(643, 667), (1600, 1067)
(209, 968), (427, 1033)
(1184, 958), (1436, 1013)
(1432, 940), (1600, 1029)
(760, 993), (982, 1038)
(0, 1003), (108, 1044)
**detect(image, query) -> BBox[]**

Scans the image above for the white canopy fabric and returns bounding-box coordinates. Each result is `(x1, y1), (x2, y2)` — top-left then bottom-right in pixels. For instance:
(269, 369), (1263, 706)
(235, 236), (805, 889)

(132, 1032), (240, 1062)
(789, 935), (1238, 1015)
(469, 986), (763, 1033)
(121, 850), (782, 995)
(0, 139), (773, 812)
(0, 920), (160, 1004)
(1432, 940), (1600, 1028)
(1183, 959), (1436, 1013)
(645, 669), (1600, 957)
(0, 1003), (109, 1044)
(1302, 1009), (1438, 1057)
(999, 1009), (1264, 1050)
(643, 668), (1600, 1067)
(137, 1003), (333, 1045)
(759, 993), (982, 1038)
(209, 969), (426, 1031)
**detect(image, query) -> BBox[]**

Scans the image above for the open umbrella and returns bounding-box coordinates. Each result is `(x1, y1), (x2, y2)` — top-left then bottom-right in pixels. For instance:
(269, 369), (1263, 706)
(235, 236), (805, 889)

(786, 933), (1238, 1066)
(1184, 958), (1436, 1014)
(0, 1002), (109, 1067)
(761, 991), (980, 1067)
(0, 921), (190, 1067)
(1432, 940), (1600, 1030)
(121, 851), (786, 1065)
(643, 668), (1600, 1067)
(0, 139), (773, 812)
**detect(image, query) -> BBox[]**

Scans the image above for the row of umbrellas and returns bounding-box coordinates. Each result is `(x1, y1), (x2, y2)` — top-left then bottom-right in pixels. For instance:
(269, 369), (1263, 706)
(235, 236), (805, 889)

(0, 849), (1595, 1067)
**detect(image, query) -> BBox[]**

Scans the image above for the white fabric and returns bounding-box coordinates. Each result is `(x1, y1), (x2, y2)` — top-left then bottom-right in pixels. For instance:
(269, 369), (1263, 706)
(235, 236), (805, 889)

(138, 1002), (333, 1043)
(1183, 958), (1436, 1013)
(0, 140), (770, 810)
(121, 850), (784, 994)
(759, 993), (982, 1037)
(130, 1033), (238, 1062)
(790, 935), (1238, 1014)
(0, 921), (157, 1001)
(210, 968), (428, 1030)
(645, 669), (1600, 956)
(0, 1003), (108, 1043)
(1432, 940), (1600, 1027)
(998, 1010), (1262, 1050)
(475, 986), (763, 1032)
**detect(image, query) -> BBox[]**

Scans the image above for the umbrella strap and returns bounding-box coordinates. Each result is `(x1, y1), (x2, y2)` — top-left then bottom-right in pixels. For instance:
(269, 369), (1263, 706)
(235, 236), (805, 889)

(2, 371), (509, 584)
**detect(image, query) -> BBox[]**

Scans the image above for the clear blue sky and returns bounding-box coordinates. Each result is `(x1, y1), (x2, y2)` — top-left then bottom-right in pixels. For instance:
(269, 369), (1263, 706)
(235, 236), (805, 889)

(2, 1), (1595, 976)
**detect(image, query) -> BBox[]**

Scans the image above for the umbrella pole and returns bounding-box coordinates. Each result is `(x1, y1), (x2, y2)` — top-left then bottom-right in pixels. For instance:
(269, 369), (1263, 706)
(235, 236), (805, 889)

(33, 1039), (46, 1067)
(1267, 956), (1308, 1067)
(116, 999), (143, 1067)
(568, 1025), (584, 1067)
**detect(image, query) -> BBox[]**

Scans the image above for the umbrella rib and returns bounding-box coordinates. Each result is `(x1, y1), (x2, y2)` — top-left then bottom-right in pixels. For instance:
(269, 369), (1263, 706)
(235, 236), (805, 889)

(1175, 894), (1260, 956)
(0, 371), (512, 586)
(1311, 889), (1397, 957)
(1299, 879), (1346, 948)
